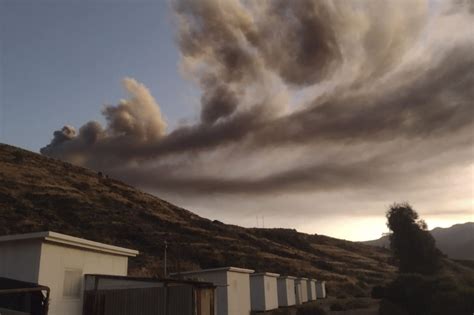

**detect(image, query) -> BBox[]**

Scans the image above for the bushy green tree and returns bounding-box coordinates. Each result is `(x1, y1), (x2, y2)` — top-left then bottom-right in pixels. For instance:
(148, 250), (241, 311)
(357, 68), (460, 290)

(386, 202), (441, 275)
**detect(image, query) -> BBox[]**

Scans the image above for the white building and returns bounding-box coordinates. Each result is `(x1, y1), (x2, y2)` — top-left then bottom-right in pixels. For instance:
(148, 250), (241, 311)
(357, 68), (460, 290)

(307, 279), (317, 301)
(249, 272), (279, 311)
(176, 267), (254, 315)
(295, 278), (308, 303)
(0, 231), (138, 315)
(277, 275), (296, 307)
(316, 280), (327, 299)
(294, 281), (302, 305)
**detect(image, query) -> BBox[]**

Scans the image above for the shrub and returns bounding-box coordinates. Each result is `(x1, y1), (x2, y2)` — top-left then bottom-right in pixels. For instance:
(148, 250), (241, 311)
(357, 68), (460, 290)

(297, 304), (327, 315)
(330, 302), (344, 311)
(371, 285), (386, 298)
(345, 298), (370, 309)
(379, 299), (408, 315)
(329, 299), (371, 312)
(381, 273), (474, 315)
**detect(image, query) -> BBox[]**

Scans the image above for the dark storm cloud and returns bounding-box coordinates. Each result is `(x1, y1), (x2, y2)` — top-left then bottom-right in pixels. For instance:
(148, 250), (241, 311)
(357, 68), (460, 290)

(41, 0), (474, 199)
(110, 157), (384, 195)
(200, 82), (239, 124)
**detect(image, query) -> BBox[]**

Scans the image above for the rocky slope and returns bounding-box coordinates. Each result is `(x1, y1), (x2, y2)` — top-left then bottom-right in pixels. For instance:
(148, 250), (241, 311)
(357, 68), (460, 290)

(0, 143), (396, 296)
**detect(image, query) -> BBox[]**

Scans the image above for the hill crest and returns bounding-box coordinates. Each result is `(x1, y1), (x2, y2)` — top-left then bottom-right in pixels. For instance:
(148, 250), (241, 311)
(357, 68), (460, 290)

(0, 143), (396, 296)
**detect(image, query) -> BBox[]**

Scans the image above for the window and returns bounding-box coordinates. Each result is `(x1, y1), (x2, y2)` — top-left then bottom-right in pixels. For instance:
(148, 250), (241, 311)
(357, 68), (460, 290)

(63, 269), (82, 298)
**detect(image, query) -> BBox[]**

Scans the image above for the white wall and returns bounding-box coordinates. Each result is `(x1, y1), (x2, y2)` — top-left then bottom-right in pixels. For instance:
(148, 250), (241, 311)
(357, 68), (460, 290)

(0, 239), (42, 283)
(227, 272), (251, 315)
(307, 280), (317, 301)
(299, 280), (308, 303)
(295, 283), (302, 305)
(250, 276), (265, 311)
(316, 281), (326, 299)
(277, 278), (296, 307)
(38, 242), (129, 315)
(250, 275), (278, 311)
(263, 276), (278, 310)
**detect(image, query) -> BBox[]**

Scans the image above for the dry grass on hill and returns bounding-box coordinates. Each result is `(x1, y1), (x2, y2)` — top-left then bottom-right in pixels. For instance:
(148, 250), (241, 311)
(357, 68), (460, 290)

(0, 143), (396, 296)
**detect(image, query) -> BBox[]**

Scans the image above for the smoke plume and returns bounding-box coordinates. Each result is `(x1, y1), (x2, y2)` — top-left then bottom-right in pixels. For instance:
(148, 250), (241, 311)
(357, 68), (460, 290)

(41, 0), (474, 220)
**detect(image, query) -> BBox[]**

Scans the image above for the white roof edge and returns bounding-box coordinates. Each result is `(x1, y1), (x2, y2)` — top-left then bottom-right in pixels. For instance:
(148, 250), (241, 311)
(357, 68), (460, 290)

(297, 277), (309, 280)
(0, 231), (138, 257)
(174, 266), (255, 275)
(251, 272), (280, 277)
(278, 275), (297, 280)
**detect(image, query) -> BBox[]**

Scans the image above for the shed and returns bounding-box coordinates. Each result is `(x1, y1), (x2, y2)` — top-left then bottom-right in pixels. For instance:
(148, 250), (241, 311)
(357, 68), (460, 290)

(316, 281), (327, 299)
(0, 231), (138, 315)
(83, 274), (216, 315)
(174, 267), (254, 315)
(295, 278), (308, 303)
(276, 276), (296, 307)
(294, 281), (302, 305)
(249, 272), (279, 312)
(307, 279), (317, 301)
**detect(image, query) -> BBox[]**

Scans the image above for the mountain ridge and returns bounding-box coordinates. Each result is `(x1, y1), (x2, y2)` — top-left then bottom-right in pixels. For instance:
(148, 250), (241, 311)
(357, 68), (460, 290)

(363, 222), (474, 260)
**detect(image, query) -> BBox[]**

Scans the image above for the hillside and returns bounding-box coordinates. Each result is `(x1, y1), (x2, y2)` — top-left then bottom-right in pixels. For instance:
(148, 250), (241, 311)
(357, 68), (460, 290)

(0, 143), (396, 297)
(363, 222), (474, 260)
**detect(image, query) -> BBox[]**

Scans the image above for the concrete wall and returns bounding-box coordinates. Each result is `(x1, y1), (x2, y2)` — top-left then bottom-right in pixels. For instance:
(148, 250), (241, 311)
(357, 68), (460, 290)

(250, 276), (265, 311)
(297, 279), (308, 303)
(307, 280), (317, 301)
(250, 275), (278, 311)
(277, 277), (295, 307)
(294, 283), (302, 305)
(0, 239), (42, 283)
(38, 242), (129, 315)
(316, 281), (326, 299)
(227, 271), (251, 315)
(263, 276), (278, 310)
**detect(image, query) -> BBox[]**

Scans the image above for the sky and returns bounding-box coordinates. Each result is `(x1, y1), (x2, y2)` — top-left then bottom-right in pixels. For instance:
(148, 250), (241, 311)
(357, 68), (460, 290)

(1, 0), (473, 241)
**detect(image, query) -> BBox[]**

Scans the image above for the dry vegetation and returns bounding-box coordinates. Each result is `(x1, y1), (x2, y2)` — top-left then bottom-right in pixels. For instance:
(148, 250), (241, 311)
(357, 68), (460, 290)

(0, 143), (397, 296)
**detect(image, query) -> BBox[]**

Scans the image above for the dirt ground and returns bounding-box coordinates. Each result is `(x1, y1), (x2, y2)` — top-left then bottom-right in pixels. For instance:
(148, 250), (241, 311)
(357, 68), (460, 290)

(251, 298), (380, 315)
(316, 297), (380, 315)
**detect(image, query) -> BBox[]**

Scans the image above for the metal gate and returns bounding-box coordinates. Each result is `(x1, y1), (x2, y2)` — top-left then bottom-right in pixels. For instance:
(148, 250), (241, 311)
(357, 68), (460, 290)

(0, 277), (49, 315)
(83, 274), (214, 315)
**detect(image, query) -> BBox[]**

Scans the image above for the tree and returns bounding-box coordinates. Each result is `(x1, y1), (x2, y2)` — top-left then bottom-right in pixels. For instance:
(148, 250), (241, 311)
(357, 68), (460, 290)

(386, 202), (441, 275)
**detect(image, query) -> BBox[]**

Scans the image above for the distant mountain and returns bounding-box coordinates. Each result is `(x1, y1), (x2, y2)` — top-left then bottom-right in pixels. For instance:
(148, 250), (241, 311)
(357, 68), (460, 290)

(363, 222), (474, 260)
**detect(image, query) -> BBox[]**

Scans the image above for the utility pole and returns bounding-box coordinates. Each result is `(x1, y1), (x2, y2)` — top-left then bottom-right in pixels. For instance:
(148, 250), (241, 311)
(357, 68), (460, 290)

(164, 240), (168, 278)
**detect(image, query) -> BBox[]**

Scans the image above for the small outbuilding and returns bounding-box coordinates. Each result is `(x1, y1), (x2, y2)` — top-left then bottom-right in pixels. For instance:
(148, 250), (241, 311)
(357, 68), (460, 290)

(295, 278), (308, 303)
(294, 282), (302, 305)
(277, 275), (296, 307)
(307, 279), (317, 301)
(174, 267), (254, 315)
(0, 231), (138, 315)
(249, 272), (279, 312)
(83, 274), (216, 315)
(316, 280), (327, 299)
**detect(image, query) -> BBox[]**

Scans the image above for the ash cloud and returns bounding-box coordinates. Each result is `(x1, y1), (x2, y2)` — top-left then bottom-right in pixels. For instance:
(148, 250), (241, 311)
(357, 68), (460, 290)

(41, 0), (474, 219)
